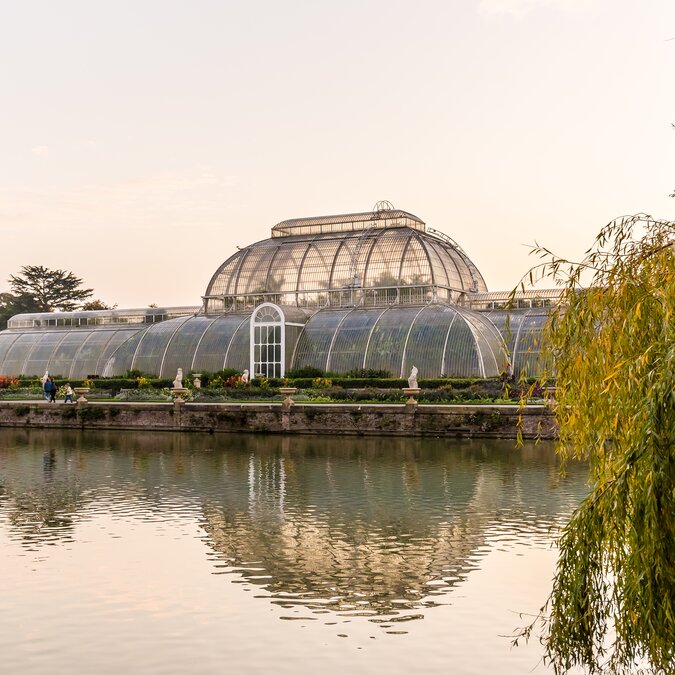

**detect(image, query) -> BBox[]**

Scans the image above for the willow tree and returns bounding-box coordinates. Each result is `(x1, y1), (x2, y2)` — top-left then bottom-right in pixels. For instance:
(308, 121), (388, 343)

(516, 214), (675, 674)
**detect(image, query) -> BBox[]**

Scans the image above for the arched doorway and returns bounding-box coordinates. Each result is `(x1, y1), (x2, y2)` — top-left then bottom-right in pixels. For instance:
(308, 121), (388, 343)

(250, 303), (285, 378)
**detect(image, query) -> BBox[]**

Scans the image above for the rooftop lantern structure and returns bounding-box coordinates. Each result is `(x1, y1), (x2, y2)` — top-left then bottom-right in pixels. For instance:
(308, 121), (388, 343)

(203, 202), (487, 314)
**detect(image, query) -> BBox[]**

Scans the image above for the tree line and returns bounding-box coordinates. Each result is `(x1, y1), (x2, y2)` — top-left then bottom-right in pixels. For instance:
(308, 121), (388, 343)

(0, 265), (114, 330)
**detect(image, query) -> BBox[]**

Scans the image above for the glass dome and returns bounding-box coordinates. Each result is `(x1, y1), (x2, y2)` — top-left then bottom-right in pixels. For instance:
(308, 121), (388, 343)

(203, 209), (487, 313)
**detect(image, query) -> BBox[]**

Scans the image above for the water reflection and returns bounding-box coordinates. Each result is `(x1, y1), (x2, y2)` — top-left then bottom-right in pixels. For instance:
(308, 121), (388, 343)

(0, 429), (587, 629)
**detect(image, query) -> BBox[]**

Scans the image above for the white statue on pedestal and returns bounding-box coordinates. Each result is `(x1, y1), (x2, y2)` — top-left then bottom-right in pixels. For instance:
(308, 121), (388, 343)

(408, 366), (418, 389)
(241, 369), (249, 384)
(173, 368), (183, 389)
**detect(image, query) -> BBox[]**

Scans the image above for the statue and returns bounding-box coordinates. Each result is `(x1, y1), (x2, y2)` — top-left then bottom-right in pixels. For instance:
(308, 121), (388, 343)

(408, 366), (418, 389)
(40, 370), (50, 400)
(173, 368), (183, 389)
(241, 369), (249, 384)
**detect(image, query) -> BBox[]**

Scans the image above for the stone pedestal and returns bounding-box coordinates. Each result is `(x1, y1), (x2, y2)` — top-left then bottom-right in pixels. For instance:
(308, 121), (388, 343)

(73, 387), (90, 405)
(279, 387), (297, 411)
(402, 387), (421, 412)
(171, 387), (189, 404)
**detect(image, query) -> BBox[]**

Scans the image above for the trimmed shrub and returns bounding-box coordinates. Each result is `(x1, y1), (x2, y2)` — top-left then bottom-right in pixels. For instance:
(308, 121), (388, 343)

(286, 366), (325, 378)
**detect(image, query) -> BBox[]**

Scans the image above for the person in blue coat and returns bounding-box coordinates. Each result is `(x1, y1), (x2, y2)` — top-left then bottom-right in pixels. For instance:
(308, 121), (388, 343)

(47, 378), (57, 403)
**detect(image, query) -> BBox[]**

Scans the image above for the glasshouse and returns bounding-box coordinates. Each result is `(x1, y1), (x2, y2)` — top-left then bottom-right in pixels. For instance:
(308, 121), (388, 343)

(0, 203), (559, 379)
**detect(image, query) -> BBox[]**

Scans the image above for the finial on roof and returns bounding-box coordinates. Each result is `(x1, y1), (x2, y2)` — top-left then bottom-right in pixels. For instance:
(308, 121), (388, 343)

(373, 200), (395, 213)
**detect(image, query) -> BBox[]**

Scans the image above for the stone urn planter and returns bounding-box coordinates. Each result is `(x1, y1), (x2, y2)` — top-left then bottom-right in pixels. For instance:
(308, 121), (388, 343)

(171, 387), (190, 403)
(544, 386), (557, 408)
(402, 387), (421, 406)
(279, 387), (297, 409)
(73, 387), (90, 404)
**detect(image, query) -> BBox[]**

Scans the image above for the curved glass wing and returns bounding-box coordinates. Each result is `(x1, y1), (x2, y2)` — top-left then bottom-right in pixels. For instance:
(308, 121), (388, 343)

(192, 315), (249, 373)
(291, 309), (352, 372)
(92, 330), (141, 378)
(223, 318), (250, 372)
(130, 317), (192, 376)
(293, 305), (506, 378)
(49, 332), (92, 378)
(0, 333), (41, 376)
(101, 330), (147, 377)
(71, 330), (121, 379)
(326, 309), (384, 374)
(402, 305), (460, 379)
(460, 311), (507, 377)
(159, 316), (219, 378)
(364, 306), (423, 377)
(0, 332), (22, 374)
(484, 309), (549, 376)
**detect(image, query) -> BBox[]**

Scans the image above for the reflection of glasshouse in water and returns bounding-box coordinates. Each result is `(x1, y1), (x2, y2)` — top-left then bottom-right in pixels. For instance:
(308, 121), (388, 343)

(0, 430), (587, 622)
(0, 203), (560, 378)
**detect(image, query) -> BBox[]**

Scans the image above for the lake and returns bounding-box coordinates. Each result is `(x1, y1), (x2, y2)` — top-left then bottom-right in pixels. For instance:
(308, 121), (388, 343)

(0, 429), (587, 675)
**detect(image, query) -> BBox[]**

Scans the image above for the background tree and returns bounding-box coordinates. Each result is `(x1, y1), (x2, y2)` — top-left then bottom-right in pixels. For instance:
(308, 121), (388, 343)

(0, 291), (40, 330)
(516, 214), (674, 674)
(81, 299), (117, 311)
(8, 265), (93, 312)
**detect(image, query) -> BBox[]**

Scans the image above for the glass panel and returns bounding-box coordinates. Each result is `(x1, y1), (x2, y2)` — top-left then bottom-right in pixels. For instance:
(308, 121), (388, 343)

(364, 307), (420, 377)
(297, 241), (340, 293)
(234, 245), (281, 296)
(426, 239), (462, 290)
(329, 237), (370, 290)
(101, 331), (146, 377)
(132, 317), (191, 376)
(443, 317), (480, 378)
(460, 311), (506, 377)
(207, 252), (246, 296)
(484, 309), (548, 376)
(396, 236), (432, 287)
(222, 319), (250, 372)
(69, 330), (118, 378)
(291, 309), (352, 372)
(192, 315), (249, 373)
(50, 332), (92, 379)
(160, 317), (216, 378)
(0, 332), (22, 374)
(362, 230), (408, 288)
(1, 334), (41, 376)
(327, 309), (383, 374)
(254, 306), (282, 323)
(94, 330), (142, 377)
(403, 305), (459, 379)
(23, 332), (66, 377)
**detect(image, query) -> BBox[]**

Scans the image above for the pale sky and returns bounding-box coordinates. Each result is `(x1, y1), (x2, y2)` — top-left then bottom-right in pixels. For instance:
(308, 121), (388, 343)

(1, 0), (674, 308)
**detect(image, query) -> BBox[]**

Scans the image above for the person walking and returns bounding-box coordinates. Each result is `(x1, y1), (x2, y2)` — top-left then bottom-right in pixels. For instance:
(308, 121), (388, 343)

(43, 375), (51, 401)
(64, 383), (74, 404)
(48, 377), (57, 403)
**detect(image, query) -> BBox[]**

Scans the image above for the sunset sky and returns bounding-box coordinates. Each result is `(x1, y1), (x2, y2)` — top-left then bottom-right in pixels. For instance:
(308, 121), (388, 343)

(1, 0), (674, 309)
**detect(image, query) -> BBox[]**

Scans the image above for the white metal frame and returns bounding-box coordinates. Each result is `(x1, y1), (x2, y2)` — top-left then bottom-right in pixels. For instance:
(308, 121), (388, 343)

(250, 303), (286, 378)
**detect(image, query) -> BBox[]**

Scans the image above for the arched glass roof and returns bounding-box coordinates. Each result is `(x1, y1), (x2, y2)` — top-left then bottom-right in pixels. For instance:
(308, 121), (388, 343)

(292, 305), (506, 379)
(204, 216), (487, 313)
(0, 326), (143, 379)
(0, 305), (507, 379)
